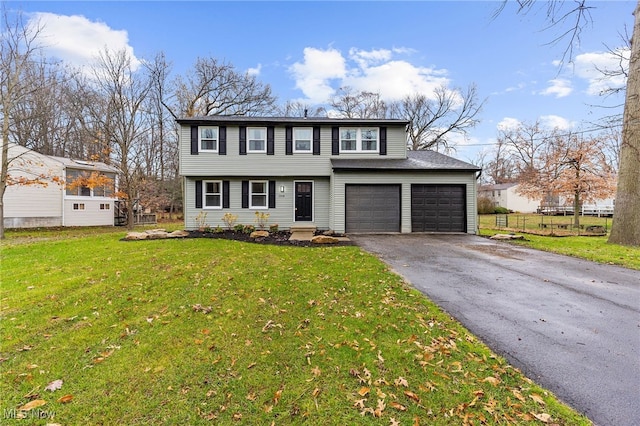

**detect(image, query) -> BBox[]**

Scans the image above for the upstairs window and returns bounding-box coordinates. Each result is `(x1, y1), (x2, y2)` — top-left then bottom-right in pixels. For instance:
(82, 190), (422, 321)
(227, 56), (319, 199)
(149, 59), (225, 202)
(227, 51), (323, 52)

(294, 128), (312, 152)
(204, 180), (222, 208)
(248, 127), (266, 153)
(340, 128), (378, 153)
(200, 127), (218, 152)
(250, 180), (267, 208)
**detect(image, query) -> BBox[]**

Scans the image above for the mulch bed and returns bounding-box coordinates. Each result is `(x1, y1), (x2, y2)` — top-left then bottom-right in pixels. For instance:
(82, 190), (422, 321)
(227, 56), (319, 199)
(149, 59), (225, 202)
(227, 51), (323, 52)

(185, 230), (355, 247)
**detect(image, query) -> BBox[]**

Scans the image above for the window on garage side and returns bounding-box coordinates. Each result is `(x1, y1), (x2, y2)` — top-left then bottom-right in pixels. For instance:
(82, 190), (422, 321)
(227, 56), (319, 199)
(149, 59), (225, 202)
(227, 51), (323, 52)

(204, 180), (222, 208)
(250, 180), (267, 208)
(339, 128), (378, 152)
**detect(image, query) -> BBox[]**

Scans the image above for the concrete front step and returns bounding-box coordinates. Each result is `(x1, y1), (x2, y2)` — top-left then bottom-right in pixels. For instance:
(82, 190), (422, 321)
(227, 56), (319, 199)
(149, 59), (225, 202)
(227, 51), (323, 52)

(289, 224), (316, 241)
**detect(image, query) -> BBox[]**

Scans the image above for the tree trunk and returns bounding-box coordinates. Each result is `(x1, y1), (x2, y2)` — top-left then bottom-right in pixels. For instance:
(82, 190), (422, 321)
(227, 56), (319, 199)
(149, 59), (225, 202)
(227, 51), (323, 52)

(609, 1), (640, 246)
(573, 191), (581, 228)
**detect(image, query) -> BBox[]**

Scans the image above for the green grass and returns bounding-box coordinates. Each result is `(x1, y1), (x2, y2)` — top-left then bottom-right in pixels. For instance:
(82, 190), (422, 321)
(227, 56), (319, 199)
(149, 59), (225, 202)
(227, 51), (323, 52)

(479, 214), (640, 270)
(1, 228), (590, 424)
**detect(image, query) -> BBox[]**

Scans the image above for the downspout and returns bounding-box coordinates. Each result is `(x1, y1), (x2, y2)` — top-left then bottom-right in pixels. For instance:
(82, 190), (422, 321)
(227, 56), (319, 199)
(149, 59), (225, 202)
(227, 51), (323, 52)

(475, 169), (483, 235)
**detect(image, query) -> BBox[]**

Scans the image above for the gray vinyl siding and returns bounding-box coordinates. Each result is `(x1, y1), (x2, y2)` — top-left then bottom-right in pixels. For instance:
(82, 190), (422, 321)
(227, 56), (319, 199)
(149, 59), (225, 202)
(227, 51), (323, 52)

(332, 171), (478, 234)
(179, 125), (407, 177)
(184, 177), (330, 231)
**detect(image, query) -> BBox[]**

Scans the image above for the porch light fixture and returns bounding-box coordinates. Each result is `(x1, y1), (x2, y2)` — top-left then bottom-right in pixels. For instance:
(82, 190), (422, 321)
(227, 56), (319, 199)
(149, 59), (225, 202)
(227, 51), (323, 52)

(280, 185), (285, 193)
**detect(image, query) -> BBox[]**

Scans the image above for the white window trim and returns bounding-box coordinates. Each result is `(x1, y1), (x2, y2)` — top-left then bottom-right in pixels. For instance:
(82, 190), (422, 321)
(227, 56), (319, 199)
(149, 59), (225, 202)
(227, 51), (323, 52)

(249, 180), (268, 209)
(339, 127), (379, 153)
(199, 126), (219, 153)
(247, 127), (267, 153)
(293, 127), (313, 153)
(203, 180), (223, 209)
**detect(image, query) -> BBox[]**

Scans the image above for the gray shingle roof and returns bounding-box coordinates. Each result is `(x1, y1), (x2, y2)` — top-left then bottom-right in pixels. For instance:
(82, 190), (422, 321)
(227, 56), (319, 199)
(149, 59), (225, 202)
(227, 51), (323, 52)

(331, 150), (481, 172)
(177, 115), (409, 126)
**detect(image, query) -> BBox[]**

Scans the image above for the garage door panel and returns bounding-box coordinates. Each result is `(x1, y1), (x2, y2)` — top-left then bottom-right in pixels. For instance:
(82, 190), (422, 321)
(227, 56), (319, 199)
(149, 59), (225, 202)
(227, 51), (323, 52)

(412, 184), (466, 232)
(346, 185), (400, 233)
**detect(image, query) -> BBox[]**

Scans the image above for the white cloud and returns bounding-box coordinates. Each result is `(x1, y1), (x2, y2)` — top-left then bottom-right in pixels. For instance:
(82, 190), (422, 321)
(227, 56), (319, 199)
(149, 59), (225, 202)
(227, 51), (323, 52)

(497, 117), (521, 131)
(27, 12), (140, 72)
(289, 47), (346, 103)
(574, 49), (629, 96)
(539, 114), (574, 130)
(540, 78), (573, 98)
(289, 46), (450, 104)
(247, 63), (262, 77)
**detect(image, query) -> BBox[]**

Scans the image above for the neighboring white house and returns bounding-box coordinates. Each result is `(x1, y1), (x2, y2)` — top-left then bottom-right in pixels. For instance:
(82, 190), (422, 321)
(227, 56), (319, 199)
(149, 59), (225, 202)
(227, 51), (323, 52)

(3, 143), (119, 228)
(478, 183), (539, 213)
(478, 182), (615, 216)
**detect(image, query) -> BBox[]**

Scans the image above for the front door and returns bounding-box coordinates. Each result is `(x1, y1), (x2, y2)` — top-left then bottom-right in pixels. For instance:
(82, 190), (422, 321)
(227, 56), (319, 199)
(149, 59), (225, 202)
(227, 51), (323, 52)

(295, 181), (313, 221)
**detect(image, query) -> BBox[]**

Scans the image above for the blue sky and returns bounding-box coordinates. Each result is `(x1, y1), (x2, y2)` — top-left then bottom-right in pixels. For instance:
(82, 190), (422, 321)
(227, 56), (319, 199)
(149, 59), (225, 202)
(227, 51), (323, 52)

(8, 0), (633, 161)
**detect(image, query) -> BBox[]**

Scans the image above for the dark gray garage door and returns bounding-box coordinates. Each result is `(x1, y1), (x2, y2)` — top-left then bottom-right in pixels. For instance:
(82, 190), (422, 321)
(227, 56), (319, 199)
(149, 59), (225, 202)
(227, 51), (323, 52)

(411, 184), (466, 232)
(345, 185), (400, 232)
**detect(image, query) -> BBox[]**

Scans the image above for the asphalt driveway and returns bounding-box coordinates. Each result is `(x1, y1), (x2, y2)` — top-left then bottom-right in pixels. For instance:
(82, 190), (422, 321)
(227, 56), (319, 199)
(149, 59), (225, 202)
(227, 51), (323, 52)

(351, 234), (640, 426)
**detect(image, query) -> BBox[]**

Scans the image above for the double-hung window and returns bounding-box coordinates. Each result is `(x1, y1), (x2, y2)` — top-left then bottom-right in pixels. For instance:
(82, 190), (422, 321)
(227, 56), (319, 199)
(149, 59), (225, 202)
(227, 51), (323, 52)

(248, 127), (266, 153)
(200, 127), (218, 152)
(339, 128), (379, 153)
(204, 180), (222, 208)
(250, 180), (268, 208)
(294, 128), (312, 152)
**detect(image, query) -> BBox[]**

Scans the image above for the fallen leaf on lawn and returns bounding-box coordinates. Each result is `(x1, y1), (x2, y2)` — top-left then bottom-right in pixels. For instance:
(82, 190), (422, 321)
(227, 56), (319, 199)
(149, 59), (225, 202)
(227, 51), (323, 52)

(404, 390), (420, 403)
(232, 413), (242, 420)
(483, 376), (500, 386)
(246, 392), (257, 401)
(312, 387), (321, 398)
(247, 362), (257, 369)
(532, 412), (552, 423)
(311, 366), (321, 377)
(26, 364), (38, 369)
(511, 388), (526, 402)
(530, 393), (545, 405)
(18, 399), (47, 411)
(358, 387), (370, 397)
(57, 394), (73, 403)
(390, 418), (400, 426)
(273, 389), (282, 404)
(394, 377), (409, 387)
(390, 401), (407, 411)
(354, 398), (367, 409)
(45, 380), (63, 392)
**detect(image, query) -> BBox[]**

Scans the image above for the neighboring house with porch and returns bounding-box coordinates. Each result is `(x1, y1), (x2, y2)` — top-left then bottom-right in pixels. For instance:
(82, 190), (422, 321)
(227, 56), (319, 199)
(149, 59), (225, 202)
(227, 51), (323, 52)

(178, 116), (481, 234)
(478, 182), (615, 216)
(3, 143), (118, 228)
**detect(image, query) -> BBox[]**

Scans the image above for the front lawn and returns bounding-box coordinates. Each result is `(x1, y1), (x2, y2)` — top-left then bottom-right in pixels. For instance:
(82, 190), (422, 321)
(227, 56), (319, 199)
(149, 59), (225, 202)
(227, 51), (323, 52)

(1, 229), (590, 424)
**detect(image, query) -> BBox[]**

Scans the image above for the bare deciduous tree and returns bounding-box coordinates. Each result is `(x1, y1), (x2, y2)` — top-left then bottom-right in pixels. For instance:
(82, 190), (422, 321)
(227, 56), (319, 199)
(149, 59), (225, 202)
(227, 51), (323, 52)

(89, 48), (152, 230)
(403, 85), (483, 152)
(174, 57), (277, 118)
(329, 87), (394, 119)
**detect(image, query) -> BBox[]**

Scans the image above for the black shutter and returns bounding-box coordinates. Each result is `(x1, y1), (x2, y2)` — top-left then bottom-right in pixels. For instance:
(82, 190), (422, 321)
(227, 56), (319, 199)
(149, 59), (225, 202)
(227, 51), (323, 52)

(219, 126), (227, 155)
(239, 126), (247, 155)
(195, 180), (203, 208)
(285, 126), (293, 155)
(222, 180), (230, 208)
(268, 180), (276, 208)
(313, 126), (321, 155)
(379, 127), (387, 156)
(241, 180), (249, 208)
(267, 126), (275, 155)
(191, 126), (199, 155)
(331, 126), (339, 155)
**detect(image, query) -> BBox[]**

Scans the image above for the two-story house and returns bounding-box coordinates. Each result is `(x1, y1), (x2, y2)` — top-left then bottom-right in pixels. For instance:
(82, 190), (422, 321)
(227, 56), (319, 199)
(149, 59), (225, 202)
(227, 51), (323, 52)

(178, 116), (481, 234)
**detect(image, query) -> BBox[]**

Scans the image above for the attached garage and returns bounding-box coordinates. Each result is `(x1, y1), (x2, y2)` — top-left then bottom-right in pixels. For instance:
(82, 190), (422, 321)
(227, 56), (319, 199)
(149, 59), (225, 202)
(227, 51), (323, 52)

(345, 184), (400, 232)
(411, 184), (466, 232)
